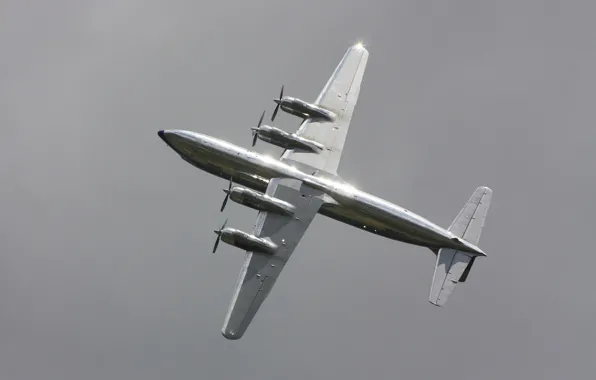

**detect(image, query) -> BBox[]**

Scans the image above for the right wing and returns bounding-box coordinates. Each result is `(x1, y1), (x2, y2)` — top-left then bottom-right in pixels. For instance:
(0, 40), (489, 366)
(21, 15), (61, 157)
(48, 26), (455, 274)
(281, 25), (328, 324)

(221, 178), (325, 340)
(281, 43), (369, 174)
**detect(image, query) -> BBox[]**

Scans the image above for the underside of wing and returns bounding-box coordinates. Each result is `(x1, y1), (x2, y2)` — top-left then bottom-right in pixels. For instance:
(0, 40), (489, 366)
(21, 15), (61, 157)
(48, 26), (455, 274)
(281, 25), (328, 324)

(221, 178), (325, 340)
(281, 44), (369, 174)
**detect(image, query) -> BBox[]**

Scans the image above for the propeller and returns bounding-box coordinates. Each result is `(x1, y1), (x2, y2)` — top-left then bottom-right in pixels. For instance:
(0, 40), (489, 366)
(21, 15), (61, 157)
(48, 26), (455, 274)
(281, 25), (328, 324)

(250, 110), (265, 147)
(212, 218), (228, 253)
(220, 176), (233, 212)
(271, 85), (284, 121)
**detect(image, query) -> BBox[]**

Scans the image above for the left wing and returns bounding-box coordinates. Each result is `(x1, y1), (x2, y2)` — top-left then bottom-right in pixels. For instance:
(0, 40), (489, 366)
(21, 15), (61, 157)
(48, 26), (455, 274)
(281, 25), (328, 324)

(221, 177), (324, 339)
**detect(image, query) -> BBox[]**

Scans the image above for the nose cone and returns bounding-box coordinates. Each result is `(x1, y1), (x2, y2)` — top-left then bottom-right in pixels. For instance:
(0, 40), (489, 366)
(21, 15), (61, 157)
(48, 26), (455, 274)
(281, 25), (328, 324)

(273, 98), (281, 104)
(157, 129), (193, 142)
(157, 130), (180, 151)
(157, 129), (202, 158)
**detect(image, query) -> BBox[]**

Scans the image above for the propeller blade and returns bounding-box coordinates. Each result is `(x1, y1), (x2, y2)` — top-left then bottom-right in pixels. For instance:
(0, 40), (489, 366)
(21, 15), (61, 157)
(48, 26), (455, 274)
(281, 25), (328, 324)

(212, 218), (228, 253)
(253, 111), (265, 143)
(271, 86), (283, 121)
(212, 235), (220, 253)
(220, 193), (229, 212)
(251, 111), (265, 146)
(271, 103), (280, 122)
(220, 176), (233, 211)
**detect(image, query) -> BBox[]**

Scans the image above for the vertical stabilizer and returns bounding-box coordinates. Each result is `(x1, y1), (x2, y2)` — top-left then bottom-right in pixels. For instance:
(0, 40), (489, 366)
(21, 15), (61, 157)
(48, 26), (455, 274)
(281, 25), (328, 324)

(448, 186), (493, 246)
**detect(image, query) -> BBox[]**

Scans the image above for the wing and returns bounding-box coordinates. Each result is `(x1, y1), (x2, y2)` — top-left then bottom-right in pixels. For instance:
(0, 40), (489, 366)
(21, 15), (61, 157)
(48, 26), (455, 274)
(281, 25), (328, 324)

(221, 178), (325, 340)
(281, 43), (369, 174)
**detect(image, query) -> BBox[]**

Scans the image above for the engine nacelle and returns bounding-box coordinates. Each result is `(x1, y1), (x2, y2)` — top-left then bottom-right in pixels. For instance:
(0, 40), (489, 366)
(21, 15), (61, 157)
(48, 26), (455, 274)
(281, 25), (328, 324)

(229, 186), (296, 216)
(277, 97), (337, 122)
(255, 125), (325, 153)
(220, 228), (278, 254)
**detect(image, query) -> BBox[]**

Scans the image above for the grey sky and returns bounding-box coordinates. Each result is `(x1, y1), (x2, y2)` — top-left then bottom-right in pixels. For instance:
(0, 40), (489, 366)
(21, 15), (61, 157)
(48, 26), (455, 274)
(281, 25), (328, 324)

(2, 0), (595, 379)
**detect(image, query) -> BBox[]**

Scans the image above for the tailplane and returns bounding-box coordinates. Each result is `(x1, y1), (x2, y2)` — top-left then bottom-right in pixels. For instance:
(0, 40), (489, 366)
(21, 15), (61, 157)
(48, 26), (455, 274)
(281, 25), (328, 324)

(429, 186), (492, 306)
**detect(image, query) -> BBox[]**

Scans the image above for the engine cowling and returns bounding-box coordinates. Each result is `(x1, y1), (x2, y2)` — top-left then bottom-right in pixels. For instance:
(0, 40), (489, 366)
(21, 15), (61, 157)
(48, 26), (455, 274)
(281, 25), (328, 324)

(297, 99), (337, 122)
(278, 97), (337, 122)
(220, 228), (278, 254)
(256, 125), (325, 153)
(229, 187), (296, 216)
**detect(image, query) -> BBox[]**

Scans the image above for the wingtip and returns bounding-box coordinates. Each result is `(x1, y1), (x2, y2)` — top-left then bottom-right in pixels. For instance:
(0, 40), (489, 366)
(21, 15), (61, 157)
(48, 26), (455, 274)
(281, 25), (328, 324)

(351, 41), (368, 52)
(221, 329), (242, 340)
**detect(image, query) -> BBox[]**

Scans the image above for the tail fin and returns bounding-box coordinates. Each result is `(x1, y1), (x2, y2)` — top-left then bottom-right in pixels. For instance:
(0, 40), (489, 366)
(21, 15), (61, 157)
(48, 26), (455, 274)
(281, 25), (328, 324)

(429, 186), (492, 306)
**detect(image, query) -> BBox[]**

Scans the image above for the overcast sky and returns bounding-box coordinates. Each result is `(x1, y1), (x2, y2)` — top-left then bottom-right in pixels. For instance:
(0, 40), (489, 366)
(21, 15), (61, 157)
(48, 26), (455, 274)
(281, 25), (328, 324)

(1, 0), (595, 379)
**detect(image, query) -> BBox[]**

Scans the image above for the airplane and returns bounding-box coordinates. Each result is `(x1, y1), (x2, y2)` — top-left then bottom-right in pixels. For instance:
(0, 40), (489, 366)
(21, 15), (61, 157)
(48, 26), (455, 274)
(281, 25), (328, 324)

(157, 43), (493, 340)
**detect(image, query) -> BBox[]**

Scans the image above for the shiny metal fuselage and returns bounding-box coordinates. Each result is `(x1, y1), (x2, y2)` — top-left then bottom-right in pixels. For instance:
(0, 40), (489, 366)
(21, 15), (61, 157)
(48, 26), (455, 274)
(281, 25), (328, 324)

(159, 130), (483, 254)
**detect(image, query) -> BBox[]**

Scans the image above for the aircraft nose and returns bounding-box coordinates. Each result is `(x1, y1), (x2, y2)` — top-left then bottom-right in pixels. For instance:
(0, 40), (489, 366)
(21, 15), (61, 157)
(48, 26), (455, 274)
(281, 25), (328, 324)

(157, 129), (204, 158)
(157, 129), (181, 146)
(157, 129), (179, 150)
(273, 99), (281, 104)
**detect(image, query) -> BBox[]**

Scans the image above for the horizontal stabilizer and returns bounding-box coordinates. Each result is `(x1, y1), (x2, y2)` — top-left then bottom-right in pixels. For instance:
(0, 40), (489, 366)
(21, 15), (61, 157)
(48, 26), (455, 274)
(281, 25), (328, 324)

(429, 186), (492, 306)
(429, 248), (473, 306)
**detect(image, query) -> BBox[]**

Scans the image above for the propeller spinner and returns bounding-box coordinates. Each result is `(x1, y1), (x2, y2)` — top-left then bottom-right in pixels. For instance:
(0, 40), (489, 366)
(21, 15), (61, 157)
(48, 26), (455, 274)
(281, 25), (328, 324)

(212, 218), (228, 253)
(271, 85), (284, 122)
